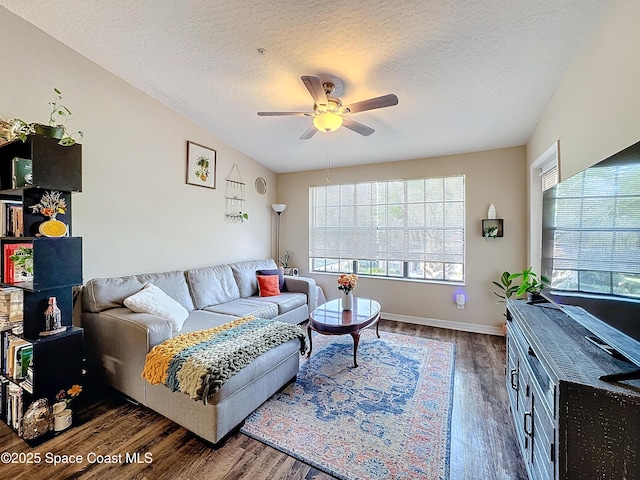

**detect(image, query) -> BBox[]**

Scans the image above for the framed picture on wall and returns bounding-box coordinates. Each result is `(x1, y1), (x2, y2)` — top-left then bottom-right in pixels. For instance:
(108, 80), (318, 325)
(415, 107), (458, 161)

(186, 141), (216, 189)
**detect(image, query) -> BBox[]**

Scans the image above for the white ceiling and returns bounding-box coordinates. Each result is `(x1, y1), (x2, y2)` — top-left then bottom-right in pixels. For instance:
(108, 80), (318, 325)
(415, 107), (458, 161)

(1, 1), (605, 173)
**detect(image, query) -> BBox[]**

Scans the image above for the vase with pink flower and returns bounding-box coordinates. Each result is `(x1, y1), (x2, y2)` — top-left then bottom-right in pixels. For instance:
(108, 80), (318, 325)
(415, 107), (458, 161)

(337, 274), (358, 311)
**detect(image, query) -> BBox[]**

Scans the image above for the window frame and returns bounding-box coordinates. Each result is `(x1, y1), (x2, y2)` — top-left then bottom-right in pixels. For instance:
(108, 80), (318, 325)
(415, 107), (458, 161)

(309, 176), (466, 284)
(529, 141), (559, 272)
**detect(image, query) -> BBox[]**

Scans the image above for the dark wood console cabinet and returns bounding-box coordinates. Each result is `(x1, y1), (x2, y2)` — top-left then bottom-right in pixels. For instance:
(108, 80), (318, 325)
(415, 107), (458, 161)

(506, 299), (639, 480)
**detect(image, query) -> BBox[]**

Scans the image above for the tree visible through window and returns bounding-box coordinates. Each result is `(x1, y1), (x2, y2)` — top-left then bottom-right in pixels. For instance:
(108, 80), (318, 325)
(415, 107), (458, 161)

(309, 176), (465, 283)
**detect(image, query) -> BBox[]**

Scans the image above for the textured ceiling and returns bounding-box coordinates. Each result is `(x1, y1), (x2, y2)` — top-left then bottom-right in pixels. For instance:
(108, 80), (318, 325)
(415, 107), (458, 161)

(1, 1), (605, 173)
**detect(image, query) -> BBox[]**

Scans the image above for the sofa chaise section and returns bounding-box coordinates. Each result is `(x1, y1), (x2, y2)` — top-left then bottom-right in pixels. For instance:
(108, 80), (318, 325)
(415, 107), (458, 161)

(81, 260), (316, 445)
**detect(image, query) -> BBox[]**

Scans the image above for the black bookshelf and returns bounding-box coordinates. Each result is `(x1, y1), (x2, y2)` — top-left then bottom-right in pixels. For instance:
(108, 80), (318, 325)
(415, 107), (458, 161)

(0, 135), (83, 443)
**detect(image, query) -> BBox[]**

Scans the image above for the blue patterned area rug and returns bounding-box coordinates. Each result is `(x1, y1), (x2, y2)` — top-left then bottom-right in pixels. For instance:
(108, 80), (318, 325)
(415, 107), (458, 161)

(240, 330), (455, 480)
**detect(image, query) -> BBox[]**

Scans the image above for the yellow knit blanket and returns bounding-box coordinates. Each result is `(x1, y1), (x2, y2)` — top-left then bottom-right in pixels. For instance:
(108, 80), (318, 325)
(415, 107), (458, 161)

(141, 316), (306, 402)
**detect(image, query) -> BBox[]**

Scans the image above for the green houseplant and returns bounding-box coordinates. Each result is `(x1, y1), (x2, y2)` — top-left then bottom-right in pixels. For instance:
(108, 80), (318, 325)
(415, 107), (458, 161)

(0, 118), (34, 143)
(33, 88), (84, 146)
(0, 88), (83, 146)
(509, 267), (549, 303)
(279, 250), (294, 274)
(492, 271), (519, 302)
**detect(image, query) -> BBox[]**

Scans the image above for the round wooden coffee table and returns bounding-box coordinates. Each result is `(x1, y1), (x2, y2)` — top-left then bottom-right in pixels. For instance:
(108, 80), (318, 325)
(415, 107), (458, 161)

(307, 297), (381, 367)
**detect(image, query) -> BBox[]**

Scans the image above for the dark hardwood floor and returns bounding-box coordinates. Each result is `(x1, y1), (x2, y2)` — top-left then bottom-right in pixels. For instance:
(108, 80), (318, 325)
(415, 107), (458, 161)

(0, 320), (528, 480)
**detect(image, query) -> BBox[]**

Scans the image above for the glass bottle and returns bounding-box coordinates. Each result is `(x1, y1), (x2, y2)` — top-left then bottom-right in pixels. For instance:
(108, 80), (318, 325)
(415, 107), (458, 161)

(44, 296), (62, 331)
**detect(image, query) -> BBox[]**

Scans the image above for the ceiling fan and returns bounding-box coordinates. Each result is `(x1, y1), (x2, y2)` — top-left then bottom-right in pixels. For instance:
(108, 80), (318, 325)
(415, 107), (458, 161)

(257, 75), (398, 140)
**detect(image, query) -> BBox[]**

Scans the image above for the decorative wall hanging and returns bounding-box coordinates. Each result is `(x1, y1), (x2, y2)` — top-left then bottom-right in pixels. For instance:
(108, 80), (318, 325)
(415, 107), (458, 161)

(186, 141), (216, 189)
(255, 177), (267, 195)
(225, 162), (247, 222)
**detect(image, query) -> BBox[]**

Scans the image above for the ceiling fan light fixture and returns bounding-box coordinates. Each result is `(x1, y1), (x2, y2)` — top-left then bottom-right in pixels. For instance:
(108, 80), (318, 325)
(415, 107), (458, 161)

(313, 111), (343, 132)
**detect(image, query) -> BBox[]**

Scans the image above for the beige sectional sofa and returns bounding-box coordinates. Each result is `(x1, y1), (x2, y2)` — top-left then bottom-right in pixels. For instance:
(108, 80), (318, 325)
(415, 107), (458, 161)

(81, 259), (316, 445)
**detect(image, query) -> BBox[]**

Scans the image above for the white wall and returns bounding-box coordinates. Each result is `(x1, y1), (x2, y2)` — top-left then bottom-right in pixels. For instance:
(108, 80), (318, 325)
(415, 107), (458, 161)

(527, 0), (640, 180)
(0, 8), (278, 280)
(277, 147), (528, 334)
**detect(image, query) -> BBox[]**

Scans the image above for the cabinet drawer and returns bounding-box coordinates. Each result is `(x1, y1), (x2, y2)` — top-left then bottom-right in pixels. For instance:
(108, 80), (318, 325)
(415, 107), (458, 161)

(531, 380), (555, 480)
(525, 345), (555, 419)
(506, 334), (520, 410)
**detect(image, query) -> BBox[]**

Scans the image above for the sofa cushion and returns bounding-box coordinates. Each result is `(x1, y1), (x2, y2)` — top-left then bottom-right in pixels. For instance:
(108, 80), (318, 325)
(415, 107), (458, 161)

(251, 292), (307, 315)
(257, 275), (281, 297)
(186, 264), (240, 309)
(256, 268), (286, 292)
(231, 259), (278, 298)
(203, 298), (279, 319)
(83, 270), (195, 313)
(124, 283), (189, 332)
(177, 310), (237, 335)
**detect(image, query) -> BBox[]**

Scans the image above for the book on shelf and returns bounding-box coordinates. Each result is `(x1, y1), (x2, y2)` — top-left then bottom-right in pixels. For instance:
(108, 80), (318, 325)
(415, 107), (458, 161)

(7, 382), (22, 435)
(3, 243), (33, 284)
(0, 199), (22, 237)
(11, 158), (33, 189)
(5, 335), (29, 379)
(0, 287), (23, 328)
(20, 365), (33, 394)
(0, 376), (8, 419)
(9, 205), (23, 237)
(14, 343), (32, 381)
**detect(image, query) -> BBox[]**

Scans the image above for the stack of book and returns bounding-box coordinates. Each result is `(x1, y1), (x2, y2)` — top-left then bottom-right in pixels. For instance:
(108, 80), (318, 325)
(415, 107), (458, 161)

(0, 199), (23, 237)
(0, 287), (23, 329)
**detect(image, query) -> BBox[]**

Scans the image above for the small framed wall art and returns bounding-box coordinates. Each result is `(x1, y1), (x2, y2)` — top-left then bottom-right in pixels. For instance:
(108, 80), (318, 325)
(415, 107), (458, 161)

(186, 141), (216, 189)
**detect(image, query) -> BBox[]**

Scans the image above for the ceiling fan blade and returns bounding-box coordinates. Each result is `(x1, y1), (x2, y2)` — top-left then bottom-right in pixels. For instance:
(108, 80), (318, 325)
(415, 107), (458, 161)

(301, 76), (328, 108)
(342, 117), (375, 136)
(299, 124), (318, 140)
(344, 94), (398, 114)
(257, 111), (312, 116)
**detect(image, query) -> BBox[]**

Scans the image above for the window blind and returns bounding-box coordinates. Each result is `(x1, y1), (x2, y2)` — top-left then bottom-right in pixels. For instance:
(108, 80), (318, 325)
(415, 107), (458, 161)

(547, 163), (640, 297)
(309, 176), (465, 282)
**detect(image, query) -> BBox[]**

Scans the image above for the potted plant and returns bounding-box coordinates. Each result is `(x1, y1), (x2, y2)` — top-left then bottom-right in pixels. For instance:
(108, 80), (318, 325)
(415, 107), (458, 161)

(492, 271), (519, 302)
(279, 250), (294, 275)
(32, 88), (83, 146)
(0, 88), (83, 146)
(492, 270), (519, 335)
(509, 267), (549, 303)
(0, 118), (34, 144)
(484, 226), (499, 238)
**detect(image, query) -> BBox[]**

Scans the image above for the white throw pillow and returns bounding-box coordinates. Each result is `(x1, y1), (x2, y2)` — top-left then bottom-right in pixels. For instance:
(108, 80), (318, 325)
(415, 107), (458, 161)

(123, 283), (189, 332)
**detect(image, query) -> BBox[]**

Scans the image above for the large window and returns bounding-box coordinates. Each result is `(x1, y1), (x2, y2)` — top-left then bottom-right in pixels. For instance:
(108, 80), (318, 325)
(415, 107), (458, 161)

(309, 176), (465, 283)
(545, 161), (640, 298)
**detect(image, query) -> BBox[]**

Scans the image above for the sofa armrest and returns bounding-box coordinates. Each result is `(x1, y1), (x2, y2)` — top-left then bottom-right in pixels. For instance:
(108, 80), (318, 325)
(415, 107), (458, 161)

(82, 308), (174, 404)
(284, 276), (317, 313)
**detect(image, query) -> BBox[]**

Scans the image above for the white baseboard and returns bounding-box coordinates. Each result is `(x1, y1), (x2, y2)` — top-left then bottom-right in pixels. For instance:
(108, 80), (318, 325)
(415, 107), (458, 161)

(381, 312), (505, 337)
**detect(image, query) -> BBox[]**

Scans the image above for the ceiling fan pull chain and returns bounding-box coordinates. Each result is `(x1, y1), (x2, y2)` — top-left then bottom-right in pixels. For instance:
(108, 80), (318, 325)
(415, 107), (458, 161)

(326, 135), (332, 184)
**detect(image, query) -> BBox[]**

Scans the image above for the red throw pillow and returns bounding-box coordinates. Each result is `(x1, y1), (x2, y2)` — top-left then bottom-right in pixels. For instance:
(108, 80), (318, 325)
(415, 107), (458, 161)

(257, 275), (281, 297)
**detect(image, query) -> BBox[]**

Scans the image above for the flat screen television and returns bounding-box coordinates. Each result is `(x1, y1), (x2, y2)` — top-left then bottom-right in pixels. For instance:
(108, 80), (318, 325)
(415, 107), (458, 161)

(541, 139), (640, 373)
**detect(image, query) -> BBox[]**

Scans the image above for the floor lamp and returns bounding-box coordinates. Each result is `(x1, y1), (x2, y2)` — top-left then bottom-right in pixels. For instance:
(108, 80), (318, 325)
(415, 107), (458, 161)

(272, 204), (287, 266)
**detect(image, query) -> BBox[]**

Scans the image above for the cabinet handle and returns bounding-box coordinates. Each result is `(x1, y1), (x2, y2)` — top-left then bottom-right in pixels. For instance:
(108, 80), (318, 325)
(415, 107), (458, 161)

(524, 411), (533, 437)
(510, 369), (518, 390)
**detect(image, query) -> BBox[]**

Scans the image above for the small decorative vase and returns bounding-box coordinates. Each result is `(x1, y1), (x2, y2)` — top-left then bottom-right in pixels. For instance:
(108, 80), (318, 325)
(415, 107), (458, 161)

(22, 398), (53, 440)
(54, 408), (73, 432)
(342, 292), (353, 311)
(39, 218), (68, 237)
(41, 296), (66, 336)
